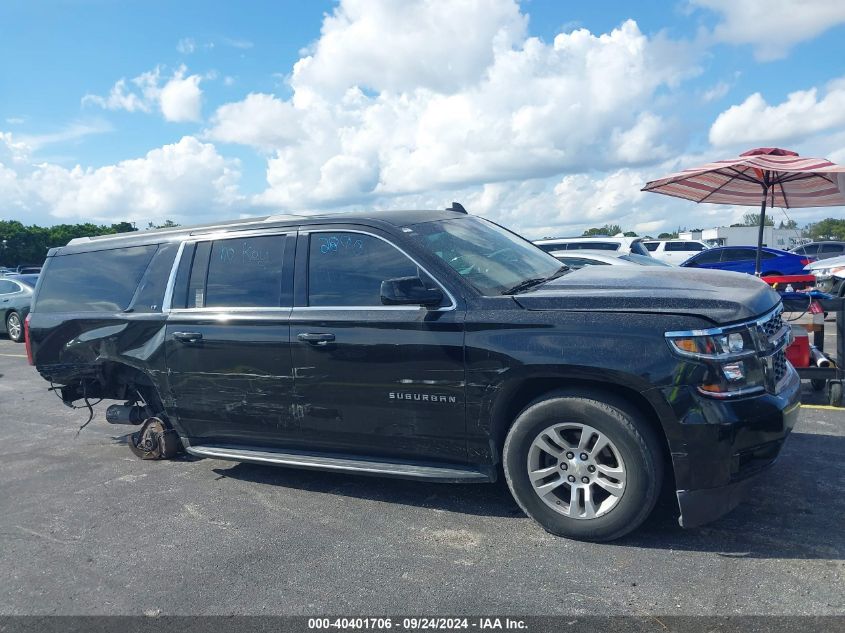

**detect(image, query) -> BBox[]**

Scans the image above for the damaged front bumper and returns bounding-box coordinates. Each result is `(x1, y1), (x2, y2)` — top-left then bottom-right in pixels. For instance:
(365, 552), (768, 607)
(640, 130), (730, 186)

(662, 364), (801, 529)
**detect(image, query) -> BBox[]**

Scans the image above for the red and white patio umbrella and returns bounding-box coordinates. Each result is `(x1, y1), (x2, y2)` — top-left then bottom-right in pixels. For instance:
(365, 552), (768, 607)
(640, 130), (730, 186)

(642, 147), (845, 275)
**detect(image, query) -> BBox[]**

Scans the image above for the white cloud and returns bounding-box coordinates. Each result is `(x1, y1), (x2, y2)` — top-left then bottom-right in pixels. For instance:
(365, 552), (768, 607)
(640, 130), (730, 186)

(16, 120), (113, 150)
(82, 65), (204, 123)
(692, 0), (845, 61)
(24, 0), (832, 237)
(0, 134), (241, 225)
(221, 37), (253, 50)
(177, 37), (197, 54)
(159, 69), (203, 122)
(291, 0), (527, 97)
(205, 4), (697, 212)
(610, 113), (671, 164)
(709, 77), (845, 147)
(206, 93), (301, 150)
(702, 81), (729, 102)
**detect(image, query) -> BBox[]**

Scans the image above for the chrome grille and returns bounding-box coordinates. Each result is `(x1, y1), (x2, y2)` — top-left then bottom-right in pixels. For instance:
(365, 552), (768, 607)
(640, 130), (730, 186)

(772, 349), (787, 384)
(758, 307), (784, 341)
(757, 305), (790, 390)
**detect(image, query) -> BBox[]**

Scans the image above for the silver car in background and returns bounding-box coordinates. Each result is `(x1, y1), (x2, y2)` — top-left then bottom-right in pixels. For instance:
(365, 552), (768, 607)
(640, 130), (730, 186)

(805, 254), (845, 296)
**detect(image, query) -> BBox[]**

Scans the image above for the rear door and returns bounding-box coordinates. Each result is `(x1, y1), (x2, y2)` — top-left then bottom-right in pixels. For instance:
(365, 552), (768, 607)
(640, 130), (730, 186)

(820, 243), (845, 260)
(662, 242), (685, 263)
(289, 227), (467, 463)
(164, 231), (297, 447)
(717, 247), (756, 273)
(682, 248), (722, 268)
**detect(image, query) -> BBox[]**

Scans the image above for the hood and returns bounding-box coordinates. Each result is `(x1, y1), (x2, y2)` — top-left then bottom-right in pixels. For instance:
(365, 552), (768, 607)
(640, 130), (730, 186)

(513, 266), (780, 325)
(805, 254), (845, 273)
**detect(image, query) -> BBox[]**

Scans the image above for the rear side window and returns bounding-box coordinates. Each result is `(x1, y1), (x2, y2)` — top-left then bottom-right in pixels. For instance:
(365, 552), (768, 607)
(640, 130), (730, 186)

(206, 235), (285, 307)
(536, 243), (563, 253)
(821, 243), (844, 254)
(177, 235), (286, 309)
(35, 245), (158, 313)
(690, 249), (722, 264)
(567, 242), (619, 251)
(308, 232), (419, 306)
(131, 243), (179, 313)
(644, 242), (659, 252)
(559, 257), (609, 268)
(0, 280), (19, 294)
(721, 248), (755, 262)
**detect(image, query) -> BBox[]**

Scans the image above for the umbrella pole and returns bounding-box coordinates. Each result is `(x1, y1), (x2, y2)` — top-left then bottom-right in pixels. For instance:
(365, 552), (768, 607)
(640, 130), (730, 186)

(755, 183), (769, 277)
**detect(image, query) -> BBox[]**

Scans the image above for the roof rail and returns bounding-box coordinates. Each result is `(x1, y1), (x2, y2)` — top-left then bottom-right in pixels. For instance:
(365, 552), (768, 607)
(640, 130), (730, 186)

(66, 216), (277, 245)
(447, 202), (468, 214)
(262, 213), (304, 223)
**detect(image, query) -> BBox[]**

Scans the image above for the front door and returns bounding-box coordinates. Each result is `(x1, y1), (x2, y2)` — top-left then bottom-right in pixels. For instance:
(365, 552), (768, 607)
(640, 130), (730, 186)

(164, 232), (297, 447)
(289, 228), (467, 464)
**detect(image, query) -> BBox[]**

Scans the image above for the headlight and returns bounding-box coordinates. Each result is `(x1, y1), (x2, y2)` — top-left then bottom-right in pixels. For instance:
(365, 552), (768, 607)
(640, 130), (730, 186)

(810, 265), (845, 277)
(665, 326), (766, 398)
(667, 328), (756, 360)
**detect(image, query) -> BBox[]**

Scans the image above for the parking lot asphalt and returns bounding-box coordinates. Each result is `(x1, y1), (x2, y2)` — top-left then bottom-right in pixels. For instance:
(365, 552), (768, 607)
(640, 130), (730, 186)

(0, 335), (843, 616)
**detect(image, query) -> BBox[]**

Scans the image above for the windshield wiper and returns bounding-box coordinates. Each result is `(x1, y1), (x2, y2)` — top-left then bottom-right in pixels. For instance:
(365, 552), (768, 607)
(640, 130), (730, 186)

(501, 265), (569, 295)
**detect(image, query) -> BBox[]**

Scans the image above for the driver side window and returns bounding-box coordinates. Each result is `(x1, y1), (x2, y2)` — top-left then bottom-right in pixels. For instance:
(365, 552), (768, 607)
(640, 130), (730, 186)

(307, 232), (420, 307)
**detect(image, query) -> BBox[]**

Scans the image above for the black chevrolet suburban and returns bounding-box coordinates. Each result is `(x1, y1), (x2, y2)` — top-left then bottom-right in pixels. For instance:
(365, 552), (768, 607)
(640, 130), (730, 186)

(26, 206), (800, 541)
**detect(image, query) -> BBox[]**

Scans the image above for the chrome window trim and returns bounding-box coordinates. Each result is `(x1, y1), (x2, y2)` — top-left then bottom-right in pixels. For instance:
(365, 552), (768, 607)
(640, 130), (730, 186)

(161, 241), (186, 312)
(300, 228), (457, 312)
(294, 305), (432, 312)
(161, 227), (457, 313)
(164, 307), (293, 316)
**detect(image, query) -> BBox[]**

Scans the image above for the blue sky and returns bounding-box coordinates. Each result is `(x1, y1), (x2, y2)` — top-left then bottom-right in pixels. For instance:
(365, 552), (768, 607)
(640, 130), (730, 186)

(2, 0), (845, 237)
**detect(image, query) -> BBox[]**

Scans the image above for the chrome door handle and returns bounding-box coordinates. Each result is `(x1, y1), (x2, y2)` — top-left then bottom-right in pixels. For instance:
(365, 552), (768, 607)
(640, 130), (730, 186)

(297, 332), (335, 344)
(172, 331), (203, 343)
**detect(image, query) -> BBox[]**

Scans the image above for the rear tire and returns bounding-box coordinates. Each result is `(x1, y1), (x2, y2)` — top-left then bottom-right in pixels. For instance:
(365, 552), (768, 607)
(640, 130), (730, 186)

(829, 382), (843, 408)
(503, 391), (663, 542)
(5, 311), (23, 343)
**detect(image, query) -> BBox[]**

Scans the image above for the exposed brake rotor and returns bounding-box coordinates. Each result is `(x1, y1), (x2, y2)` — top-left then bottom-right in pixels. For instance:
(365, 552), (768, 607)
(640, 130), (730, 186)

(128, 417), (181, 460)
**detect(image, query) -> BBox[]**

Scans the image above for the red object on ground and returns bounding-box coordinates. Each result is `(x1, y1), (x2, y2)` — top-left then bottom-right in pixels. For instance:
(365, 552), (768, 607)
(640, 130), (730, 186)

(786, 326), (810, 368)
(759, 274), (815, 284)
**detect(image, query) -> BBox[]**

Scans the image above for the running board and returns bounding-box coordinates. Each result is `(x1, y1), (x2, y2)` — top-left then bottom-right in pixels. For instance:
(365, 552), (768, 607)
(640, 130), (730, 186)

(186, 445), (493, 483)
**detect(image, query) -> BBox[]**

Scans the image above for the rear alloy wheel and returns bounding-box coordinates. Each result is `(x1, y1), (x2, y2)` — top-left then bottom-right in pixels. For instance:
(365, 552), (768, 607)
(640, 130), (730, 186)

(5, 311), (23, 343)
(503, 392), (663, 542)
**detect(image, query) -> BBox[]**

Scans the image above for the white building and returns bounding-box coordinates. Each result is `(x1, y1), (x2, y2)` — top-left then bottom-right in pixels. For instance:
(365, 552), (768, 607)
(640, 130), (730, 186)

(678, 226), (803, 249)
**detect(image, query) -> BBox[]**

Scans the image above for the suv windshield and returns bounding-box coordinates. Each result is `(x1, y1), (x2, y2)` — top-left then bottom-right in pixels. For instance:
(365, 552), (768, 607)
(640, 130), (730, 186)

(411, 217), (563, 295)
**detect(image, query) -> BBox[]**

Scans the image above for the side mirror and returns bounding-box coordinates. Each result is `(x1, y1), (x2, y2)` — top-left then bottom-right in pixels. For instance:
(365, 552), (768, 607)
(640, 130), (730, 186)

(380, 276), (443, 308)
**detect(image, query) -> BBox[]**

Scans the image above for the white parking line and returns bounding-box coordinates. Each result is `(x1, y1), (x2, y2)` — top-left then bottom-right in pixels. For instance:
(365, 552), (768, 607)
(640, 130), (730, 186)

(0, 353), (26, 358)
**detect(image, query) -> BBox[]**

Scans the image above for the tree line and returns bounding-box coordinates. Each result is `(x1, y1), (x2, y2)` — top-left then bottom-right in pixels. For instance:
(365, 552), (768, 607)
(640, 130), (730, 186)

(0, 220), (178, 267)
(581, 216), (845, 241)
